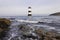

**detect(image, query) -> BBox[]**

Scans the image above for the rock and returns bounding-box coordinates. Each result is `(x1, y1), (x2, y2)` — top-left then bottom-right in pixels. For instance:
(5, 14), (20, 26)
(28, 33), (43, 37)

(0, 18), (11, 39)
(35, 28), (60, 40)
(55, 36), (60, 40)
(50, 12), (60, 16)
(10, 36), (20, 40)
(0, 28), (3, 32)
(0, 18), (11, 27)
(45, 31), (56, 38)
(18, 24), (39, 40)
(35, 29), (46, 40)
(18, 24), (33, 35)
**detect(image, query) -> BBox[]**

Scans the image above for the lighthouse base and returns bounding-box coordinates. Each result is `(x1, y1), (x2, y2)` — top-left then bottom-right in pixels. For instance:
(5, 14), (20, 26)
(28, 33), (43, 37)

(28, 14), (32, 16)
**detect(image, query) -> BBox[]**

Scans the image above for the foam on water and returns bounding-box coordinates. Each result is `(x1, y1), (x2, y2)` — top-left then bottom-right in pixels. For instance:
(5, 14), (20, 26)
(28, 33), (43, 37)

(1, 16), (60, 40)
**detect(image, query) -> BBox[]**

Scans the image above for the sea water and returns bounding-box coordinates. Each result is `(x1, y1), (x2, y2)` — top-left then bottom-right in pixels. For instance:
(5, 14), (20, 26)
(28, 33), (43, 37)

(0, 16), (60, 40)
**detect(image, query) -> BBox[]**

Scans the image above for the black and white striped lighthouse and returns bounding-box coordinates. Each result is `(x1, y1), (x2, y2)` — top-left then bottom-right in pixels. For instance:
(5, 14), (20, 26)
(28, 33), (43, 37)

(28, 7), (32, 16)
(28, 7), (32, 20)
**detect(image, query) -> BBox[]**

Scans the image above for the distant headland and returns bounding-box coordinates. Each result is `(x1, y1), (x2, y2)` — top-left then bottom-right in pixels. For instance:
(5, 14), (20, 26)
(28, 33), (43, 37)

(50, 12), (60, 16)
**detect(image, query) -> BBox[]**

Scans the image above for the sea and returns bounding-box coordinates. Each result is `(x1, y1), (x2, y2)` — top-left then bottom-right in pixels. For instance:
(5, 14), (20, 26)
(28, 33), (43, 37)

(0, 16), (60, 40)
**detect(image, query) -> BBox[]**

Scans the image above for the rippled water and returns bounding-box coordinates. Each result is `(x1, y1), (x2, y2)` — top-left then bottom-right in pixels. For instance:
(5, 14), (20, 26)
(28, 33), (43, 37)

(1, 16), (60, 40)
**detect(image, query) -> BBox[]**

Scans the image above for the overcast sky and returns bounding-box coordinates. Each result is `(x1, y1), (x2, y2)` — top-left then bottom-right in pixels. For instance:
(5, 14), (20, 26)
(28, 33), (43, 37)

(0, 0), (60, 16)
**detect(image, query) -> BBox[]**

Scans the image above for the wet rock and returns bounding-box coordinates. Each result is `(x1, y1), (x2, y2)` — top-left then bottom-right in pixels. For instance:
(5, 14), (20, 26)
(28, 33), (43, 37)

(10, 36), (20, 40)
(18, 24), (39, 40)
(18, 24), (33, 35)
(0, 18), (11, 27)
(0, 18), (11, 39)
(35, 28), (60, 40)
(45, 31), (56, 38)
(44, 31), (56, 40)
(0, 28), (3, 32)
(35, 29), (46, 40)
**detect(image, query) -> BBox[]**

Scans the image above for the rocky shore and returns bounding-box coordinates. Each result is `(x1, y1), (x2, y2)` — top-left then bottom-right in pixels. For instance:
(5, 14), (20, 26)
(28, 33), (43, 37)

(0, 18), (60, 40)
(16, 24), (60, 40)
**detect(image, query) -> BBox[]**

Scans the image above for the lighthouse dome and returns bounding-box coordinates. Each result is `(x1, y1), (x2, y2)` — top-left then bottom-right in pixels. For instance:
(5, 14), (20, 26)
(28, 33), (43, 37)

(28, 7), (31, 9)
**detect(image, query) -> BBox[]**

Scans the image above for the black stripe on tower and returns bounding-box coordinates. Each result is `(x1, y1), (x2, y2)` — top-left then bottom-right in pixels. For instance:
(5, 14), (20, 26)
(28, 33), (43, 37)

(28, 14), (32, 16)
(28, 11), (31, 12)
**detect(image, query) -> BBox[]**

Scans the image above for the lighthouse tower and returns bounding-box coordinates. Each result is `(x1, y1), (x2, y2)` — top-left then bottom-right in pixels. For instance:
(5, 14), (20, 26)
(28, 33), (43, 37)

(28, 7), (32, 20)
(28, 7), (32, 16)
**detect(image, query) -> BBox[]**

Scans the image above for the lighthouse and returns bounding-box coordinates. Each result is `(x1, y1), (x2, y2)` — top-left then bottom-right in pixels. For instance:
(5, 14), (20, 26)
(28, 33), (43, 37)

(28, 7), (32, 20)
(28, 7), (32, 16)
